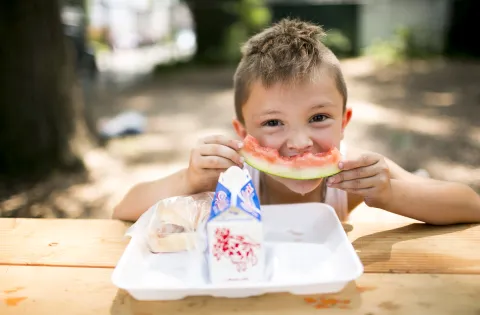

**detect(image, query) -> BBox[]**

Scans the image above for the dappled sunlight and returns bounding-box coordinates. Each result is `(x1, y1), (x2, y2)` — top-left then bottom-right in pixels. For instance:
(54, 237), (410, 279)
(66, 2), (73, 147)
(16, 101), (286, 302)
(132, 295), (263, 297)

(87, 60), (480, 217)
(83, 148), (124, 174)
(423, 91), (456, 107)
(100, 162), (189, 213)
(348, 202), (421, 224)
(425, 160), (480, 190)
(149, 113), (203, 133)
(340, 57), (378, 77)
(358, 122), (479, 174)
(344, 58), (479, 195)
(347, 58), (480, 126)
(407, 59), (441, 74)
(343, 58), (448, 79)
(190, 128), (237, 141)
(1, 193), (28, 213)
(388, 85), (407, 99)
(124, 95), (155, 111)
(209, 90), (235, 109)
(5, 58), (478, 219)
(349, 99), (460, 138)
(106, 134), (189, 165)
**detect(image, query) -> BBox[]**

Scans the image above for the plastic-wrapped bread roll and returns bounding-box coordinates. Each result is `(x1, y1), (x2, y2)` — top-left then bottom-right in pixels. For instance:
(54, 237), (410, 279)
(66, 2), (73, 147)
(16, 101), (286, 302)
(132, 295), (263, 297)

(146, 192), (214, 253)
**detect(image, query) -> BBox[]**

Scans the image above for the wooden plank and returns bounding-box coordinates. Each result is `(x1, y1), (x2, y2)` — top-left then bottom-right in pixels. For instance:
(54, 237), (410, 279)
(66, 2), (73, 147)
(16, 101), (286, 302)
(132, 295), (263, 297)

(1, 218), (480, 274)
(0, 218), (130, 268)
(346, 222), (480, 274)
(1, 266), (480, 315)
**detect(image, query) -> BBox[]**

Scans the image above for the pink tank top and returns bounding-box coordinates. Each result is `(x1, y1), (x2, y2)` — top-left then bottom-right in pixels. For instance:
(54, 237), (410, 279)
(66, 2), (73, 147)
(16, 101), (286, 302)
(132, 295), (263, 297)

(243, 164), (349, 222)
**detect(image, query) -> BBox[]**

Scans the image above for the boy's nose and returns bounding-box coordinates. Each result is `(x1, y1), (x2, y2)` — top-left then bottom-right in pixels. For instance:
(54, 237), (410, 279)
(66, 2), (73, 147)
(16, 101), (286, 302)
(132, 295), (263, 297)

(287, 133), (313, 154)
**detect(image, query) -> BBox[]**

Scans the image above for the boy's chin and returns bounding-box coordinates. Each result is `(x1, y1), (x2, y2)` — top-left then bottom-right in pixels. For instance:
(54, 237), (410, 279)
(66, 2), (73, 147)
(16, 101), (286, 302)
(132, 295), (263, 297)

(273, 176), (323, 195)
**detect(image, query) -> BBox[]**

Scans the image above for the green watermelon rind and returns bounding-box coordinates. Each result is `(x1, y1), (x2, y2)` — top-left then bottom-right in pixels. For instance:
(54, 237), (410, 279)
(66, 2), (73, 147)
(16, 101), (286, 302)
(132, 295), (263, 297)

(241, 151), (342, 180)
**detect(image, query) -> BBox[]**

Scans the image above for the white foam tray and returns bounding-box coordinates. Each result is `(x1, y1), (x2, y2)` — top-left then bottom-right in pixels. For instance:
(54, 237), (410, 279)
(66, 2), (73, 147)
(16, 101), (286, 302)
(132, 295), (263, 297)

(111, 202), (363, 300)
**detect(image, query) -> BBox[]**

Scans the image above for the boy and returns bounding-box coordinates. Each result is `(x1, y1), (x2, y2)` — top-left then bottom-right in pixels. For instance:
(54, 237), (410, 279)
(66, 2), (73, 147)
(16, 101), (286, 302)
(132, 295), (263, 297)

(112, 18), (480, 224)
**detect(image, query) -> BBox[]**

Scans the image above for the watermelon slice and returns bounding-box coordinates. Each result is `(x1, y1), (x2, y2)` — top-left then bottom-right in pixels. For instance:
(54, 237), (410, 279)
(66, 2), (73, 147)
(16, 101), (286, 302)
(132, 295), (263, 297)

(240, 134), (342, 180)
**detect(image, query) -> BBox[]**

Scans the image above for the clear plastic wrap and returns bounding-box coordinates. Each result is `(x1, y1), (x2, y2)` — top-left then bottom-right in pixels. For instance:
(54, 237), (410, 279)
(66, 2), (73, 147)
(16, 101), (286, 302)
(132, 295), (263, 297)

(124, 167), (265, 285)
(135, 192), (214, 253)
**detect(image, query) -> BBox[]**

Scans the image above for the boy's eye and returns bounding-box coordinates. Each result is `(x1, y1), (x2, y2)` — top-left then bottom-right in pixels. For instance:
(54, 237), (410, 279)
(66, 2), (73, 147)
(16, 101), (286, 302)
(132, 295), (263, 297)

(262, 119), (283, 127)
(310, 114), (328, 123)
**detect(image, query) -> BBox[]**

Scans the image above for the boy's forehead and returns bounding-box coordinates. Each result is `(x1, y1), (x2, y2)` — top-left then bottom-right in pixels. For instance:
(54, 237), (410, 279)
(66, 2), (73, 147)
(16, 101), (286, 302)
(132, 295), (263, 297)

(242, 75), (343, 122)
(247, 73), (340, 104)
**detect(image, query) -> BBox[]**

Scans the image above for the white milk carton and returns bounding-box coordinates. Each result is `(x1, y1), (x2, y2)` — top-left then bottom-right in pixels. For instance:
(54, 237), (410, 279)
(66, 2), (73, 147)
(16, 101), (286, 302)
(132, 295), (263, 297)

(206, 166), (265, 284)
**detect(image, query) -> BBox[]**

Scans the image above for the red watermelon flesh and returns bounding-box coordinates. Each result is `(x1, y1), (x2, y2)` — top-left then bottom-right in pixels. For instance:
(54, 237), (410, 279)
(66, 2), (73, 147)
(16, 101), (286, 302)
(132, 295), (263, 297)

(240, 134), (342, 180)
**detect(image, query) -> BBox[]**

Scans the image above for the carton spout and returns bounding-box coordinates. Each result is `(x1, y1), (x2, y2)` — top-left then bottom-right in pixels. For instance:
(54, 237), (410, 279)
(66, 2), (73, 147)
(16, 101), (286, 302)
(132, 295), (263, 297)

(218, 166), (249, 192)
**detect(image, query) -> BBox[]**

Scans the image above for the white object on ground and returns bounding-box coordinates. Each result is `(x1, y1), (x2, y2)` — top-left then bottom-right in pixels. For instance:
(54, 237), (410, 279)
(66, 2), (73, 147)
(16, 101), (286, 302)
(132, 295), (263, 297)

(98, 111), (146, 138)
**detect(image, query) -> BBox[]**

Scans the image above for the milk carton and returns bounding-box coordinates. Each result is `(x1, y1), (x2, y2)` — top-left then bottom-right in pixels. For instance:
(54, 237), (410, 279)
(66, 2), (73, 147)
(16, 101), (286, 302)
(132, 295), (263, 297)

(206, 166), (265, 284)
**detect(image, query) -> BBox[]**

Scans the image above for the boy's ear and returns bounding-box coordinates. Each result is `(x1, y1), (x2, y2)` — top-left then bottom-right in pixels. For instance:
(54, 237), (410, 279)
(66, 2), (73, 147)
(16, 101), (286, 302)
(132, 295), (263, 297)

(341, 107), (353, 139)
(232, 118), (247, 139)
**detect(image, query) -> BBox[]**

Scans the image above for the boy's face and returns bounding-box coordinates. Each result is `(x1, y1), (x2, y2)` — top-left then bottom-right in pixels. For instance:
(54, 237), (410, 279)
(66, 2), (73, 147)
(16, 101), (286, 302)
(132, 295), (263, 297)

(233, 72), (352, 195)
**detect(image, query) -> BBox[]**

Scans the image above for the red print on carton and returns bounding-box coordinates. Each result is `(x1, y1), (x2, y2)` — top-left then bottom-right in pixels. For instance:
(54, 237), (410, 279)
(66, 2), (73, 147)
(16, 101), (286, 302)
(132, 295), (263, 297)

(212, 228), (260, 272)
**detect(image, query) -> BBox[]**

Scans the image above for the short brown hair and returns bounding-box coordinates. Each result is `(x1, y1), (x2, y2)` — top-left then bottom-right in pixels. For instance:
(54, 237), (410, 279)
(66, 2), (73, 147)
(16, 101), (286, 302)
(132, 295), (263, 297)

(233, 18), (348, 123)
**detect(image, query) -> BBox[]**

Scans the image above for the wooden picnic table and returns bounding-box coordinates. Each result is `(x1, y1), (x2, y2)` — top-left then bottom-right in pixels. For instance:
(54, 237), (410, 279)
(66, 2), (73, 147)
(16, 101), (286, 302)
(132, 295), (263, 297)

(1, 218), (479, 314)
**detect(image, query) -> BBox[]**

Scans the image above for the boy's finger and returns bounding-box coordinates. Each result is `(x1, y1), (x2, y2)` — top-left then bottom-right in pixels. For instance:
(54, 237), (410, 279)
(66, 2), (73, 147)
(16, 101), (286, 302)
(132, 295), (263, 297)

(199, 144), (244, 166)
(328, 164), (378, 184)
(202, 135), (243, 151)
(339, 153), (380, 171)
(199, 156), (238, 170)
(328, 174), (381, 190)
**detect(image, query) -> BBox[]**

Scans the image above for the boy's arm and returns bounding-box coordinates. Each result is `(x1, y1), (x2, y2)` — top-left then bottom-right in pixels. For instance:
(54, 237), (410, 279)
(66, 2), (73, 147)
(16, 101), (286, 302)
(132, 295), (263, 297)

(112, 134), (244, 222)
(346, 150), (480, 224)
(381, 177), (480, 225)
(112, 168), (194, 222)
(383, 156), (480, 224)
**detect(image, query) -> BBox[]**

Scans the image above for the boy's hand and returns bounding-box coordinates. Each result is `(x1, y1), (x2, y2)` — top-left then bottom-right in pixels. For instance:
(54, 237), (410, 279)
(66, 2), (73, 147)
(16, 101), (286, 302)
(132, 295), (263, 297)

(187, 135), (244, 193)
(327, 151), (392, 207)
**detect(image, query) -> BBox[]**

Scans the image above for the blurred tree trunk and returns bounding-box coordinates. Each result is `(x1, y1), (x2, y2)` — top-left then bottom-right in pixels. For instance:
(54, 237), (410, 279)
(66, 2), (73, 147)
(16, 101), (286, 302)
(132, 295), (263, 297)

(186, 0), (239, 64)
(0, 1), (91, 184)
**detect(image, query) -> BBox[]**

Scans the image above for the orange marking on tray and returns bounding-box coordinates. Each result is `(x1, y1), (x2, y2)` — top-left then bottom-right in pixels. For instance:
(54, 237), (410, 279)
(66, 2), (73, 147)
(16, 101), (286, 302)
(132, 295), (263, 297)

(304, 297), (317, 304)
(4, 297), (27, 306)
(3, 287), (24, 294)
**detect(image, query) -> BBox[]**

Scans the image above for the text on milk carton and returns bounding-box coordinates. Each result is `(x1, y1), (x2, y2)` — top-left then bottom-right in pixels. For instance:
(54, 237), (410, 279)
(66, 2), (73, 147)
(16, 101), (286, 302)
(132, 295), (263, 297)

(206, 166), (265, 283)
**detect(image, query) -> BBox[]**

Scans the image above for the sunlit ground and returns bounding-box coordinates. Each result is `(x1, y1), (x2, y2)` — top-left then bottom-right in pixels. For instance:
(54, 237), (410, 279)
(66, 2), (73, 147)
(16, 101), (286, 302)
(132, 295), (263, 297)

(2, 57), (479, 220)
